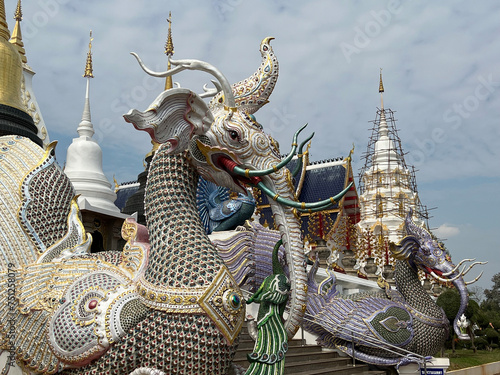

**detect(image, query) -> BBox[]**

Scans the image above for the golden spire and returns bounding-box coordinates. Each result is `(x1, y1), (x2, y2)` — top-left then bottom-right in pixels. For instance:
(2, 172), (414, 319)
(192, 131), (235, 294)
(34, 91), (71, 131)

(9, 0), (27, 63)
(379, 68), (384, 109)
(0, 0), (25, 111)
(0, 0), (10, 41)
(14, 0), (21, 20)
(164, 12), (174, 90)
(165, 11), (174, 56)
(83, 30), (94, 78)
(379, 68), (384, 93)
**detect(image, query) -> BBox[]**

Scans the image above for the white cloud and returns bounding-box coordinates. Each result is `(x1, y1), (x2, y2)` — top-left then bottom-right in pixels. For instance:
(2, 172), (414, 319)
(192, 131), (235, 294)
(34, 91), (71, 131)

(434, 224), (460, 239)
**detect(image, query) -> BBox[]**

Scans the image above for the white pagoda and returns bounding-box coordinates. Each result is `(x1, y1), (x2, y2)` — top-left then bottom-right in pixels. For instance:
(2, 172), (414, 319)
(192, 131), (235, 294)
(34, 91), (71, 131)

(64, 31), (127, 252)
(356, 72), (428, 266)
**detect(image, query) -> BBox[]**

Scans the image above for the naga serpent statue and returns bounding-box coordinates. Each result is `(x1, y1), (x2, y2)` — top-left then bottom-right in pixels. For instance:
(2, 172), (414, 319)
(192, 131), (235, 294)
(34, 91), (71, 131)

(0, 38), (351, 375)
(303, 209), (485, 368)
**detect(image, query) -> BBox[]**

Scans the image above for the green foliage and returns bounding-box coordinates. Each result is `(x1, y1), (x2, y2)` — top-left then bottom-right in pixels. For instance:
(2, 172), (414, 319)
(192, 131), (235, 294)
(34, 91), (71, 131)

(483, 327), (499, 342)
(473, 337), (488, 350)
(436, 289), (460, 322)
(483, 273), (500, 310)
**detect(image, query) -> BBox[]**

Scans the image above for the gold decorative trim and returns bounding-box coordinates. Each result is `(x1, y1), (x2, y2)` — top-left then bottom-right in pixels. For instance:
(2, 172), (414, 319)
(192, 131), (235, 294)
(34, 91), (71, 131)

(198, 266), (244, 345)
(136, 277), (204, 313)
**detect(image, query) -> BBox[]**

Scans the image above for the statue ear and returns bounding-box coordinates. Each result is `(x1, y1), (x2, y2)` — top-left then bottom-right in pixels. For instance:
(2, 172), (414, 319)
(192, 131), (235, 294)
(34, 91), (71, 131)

(390, 235), (420, 260)
(124, 88), (214, 153)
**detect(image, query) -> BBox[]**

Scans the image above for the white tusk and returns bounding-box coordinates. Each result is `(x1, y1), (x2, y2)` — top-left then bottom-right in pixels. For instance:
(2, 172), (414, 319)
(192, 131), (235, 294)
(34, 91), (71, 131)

(442, 258), (474, 276)
(460, 261), (488, 278)
(431, 271), (461, 283)
(465, 271), (484, 285)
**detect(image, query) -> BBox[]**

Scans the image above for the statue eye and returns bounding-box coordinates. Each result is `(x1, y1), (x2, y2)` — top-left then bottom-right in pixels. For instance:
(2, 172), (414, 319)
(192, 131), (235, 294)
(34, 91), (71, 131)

(229, 130), (239, 140)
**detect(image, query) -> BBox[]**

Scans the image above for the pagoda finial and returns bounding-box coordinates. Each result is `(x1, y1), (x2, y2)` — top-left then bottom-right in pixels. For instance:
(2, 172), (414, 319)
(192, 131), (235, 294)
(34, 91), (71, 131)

(10, 0), (27, 63)
(78, 30), (95, 137)
(164, 12), (174, 90)
(165, 11), (174, 56)
(14, 0), (21, 21)
(379, 68), (384, 109)
(83, 30), (94, 78)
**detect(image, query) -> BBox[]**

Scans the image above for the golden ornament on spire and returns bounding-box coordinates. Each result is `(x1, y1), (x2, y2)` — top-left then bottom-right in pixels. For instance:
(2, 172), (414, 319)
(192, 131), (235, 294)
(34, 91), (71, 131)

(165, 12), (174, 56)
(14, 0), (21, 20)
(379, 68), (384, 93)
(164, 12), (174, 91)
(379, 68), (385, 109)
(10, 0), (27, 64)
(83, 30), (94, 78)
(0, 0), (25, 111)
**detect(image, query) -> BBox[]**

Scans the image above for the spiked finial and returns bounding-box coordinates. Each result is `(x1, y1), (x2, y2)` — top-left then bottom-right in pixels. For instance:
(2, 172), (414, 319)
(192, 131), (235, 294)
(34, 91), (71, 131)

(14, 0), (21, 21)
(379, 68), (384, 93)
(164, 12), (174, 91)
(83, 30), (94, 78)
(165, 11), (174, 56)
(379, 68), (385, 109)
(10, 0), (27, 63)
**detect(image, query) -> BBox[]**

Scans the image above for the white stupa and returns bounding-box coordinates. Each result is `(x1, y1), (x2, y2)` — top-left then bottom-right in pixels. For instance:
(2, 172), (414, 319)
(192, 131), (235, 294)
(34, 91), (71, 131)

(9, 0), (50, 147)
(64, 31), (120, 215)
(357, 72), (427, 245)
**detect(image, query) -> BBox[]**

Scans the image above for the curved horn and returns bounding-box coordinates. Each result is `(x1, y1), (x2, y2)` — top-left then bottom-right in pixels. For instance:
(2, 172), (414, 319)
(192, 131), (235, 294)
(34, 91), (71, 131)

(199, 80), (223, 99)
(231, 37), (279, 114)
(130, 52), (236, 108)
(256, 180), (354, 210)
(292, 134), (314, 177)
(232, 124), (310, 177)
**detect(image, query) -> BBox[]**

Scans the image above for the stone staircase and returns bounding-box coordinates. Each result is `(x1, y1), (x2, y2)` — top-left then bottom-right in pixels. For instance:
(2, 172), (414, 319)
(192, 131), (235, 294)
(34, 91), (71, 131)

(234, 323), (388, 375)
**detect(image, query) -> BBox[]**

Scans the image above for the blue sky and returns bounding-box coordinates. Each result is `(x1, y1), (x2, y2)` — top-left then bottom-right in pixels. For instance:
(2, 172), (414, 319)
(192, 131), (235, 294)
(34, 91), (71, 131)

(5, 0), (499, 291)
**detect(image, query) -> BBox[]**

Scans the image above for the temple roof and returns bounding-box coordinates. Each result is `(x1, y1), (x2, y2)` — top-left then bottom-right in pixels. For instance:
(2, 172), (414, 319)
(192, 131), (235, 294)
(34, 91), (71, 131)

(115, 182), (139, 210)
(256, 156), (359, 241)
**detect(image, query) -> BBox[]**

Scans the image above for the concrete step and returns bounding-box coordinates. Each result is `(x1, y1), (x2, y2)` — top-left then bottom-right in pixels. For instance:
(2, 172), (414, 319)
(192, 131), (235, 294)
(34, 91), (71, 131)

(234, 343), (325, 361)
(237, 337), (305, 350)
(284, 361), (385, 375)
(234, 349), (347, 368)
(235, 322), (388, 375)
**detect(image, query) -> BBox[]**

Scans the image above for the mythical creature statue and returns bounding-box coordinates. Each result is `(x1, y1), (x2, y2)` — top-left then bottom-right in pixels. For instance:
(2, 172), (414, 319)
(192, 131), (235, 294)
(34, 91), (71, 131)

(303, 209), (485, 368)
(244, 240), (290, 375)
(196, 177), (256, 234)
(0, 38), (351, 375)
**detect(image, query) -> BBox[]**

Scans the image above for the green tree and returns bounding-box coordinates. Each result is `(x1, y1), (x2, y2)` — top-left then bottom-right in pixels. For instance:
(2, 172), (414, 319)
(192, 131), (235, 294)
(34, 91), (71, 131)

(437, 289), (461, 352)
(484, 273), (500, 310)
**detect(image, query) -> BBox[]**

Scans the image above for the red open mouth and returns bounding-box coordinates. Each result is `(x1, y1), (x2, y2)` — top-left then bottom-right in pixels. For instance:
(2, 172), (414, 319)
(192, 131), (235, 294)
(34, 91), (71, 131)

(216, 156), (262, 190)
(425, 266), (444, 277)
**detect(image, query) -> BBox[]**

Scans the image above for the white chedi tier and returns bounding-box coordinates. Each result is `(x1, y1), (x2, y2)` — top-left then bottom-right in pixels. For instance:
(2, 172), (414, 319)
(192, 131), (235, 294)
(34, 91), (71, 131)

(357, 109), (424, 244)
(64, 79), (119, 214)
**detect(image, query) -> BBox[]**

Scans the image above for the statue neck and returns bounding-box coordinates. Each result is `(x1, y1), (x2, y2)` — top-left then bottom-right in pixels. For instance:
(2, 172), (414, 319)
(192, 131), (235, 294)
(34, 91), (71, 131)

(142, 149), (224, 290)
(394, 260), (443, 318)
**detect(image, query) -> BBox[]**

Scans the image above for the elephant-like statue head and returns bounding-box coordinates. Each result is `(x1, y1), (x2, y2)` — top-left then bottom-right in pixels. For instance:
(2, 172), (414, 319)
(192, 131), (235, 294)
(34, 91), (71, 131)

(124, 38), (352, 339)
(391, 209), (485, 340)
